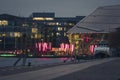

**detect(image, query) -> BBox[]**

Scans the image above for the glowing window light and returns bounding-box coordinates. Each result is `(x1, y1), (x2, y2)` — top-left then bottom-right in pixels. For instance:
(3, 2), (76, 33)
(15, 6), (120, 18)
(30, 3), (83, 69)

(47, 22), (56, 25)
(68, 23), (73, 26)
(58, 27), (62, 31)
(34, 34), (38, 38)
(56, 22), (59, 25)
(0, 21), (2, 25)
(33, 17), (54, 21)
(14, 32), (21, 37)
(33, 17), (45, 20)
(56, 32), (60, 36)
(0, 20), (8, 26)
(22, 23), (29, 27)
(32, 28), (38, 33)
(2, 34), (6, 37)
(45, 18), (54, 20)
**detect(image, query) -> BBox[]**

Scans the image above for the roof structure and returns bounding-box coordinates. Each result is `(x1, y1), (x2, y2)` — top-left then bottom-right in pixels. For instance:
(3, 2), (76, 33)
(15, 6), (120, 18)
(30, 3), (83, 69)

(67, 5), (120, 34)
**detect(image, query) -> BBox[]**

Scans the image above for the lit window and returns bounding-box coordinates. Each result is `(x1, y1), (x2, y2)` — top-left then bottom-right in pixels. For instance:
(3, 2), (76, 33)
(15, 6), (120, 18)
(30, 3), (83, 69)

(14, 32), (21, 37)
(2, 20), (8, 26)
(56, 22), (59, 25)
(0, 21), (2, 25)
(31, 34), (38, 38)
(47, 22), (56, 25)
(36, 34), (41, 38)
(58, 27), (62, 31)
(45, 18), (54, 20)
(56, 32), (60, 36)
(51, 33), (54, 36)
(64, 33), (66, 36)
(10, 32), (14, 37)
(33, 17), (44, 20)
(74, 35), (79, 40)
(0, 20), (8, 26)
(33, 17), (54, 21)
(34, 34), (38, 38)
(64, 27), (66, 31)
(32, 28), (38, 33)
(2, 33), (6, 37)
(22, 23), (29, 27)
(68, 23), (74, 26)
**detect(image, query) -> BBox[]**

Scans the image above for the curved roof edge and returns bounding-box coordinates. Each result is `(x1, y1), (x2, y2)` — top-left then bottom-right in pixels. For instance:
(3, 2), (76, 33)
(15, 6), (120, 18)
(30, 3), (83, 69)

(67, 4), (120, 34)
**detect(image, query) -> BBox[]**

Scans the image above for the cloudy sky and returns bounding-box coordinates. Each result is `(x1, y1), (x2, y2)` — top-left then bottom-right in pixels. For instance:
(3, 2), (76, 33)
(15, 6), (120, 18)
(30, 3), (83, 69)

(0, 0), (120, 17)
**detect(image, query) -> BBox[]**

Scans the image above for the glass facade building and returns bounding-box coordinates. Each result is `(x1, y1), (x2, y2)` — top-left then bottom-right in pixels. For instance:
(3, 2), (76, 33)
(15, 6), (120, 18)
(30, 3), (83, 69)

(0, 13), (85, 56)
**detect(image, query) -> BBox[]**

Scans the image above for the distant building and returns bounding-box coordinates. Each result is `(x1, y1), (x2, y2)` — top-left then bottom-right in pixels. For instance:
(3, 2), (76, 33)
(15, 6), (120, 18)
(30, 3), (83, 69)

(67, 5), (120, 56)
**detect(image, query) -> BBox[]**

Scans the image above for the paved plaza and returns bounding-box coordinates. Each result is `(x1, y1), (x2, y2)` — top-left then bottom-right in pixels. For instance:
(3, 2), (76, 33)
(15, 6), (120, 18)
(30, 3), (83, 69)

(0, 58), (119, 80)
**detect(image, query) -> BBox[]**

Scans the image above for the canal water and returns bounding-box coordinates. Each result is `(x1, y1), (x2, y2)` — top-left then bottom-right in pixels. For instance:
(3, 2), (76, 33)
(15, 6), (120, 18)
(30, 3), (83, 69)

(0, 57), (70, 67)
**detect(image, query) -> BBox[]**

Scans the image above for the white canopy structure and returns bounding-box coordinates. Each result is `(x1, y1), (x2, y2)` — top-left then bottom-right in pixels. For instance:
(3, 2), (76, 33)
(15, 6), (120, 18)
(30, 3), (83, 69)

(67, 5), (120, 33)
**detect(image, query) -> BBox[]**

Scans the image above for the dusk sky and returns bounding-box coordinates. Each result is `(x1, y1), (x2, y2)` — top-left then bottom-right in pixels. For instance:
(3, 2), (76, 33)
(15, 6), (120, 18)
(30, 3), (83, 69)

(0, 0), (120, 17)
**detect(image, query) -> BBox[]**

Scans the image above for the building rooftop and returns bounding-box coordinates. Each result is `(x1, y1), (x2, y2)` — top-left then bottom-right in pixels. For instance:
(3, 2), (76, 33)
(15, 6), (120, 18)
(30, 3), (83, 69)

(31, 12), (55, 18)
(67, 4), (120, 33)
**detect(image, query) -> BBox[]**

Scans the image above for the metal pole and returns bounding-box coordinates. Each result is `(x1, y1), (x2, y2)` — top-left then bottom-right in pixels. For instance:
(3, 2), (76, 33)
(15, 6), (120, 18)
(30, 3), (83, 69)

(3, 36), (5, 50)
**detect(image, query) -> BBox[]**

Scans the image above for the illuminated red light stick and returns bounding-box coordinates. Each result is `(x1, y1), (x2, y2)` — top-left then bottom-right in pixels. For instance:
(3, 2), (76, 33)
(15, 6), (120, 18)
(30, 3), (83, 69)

(35, 42), (52, 52)
(38, 43), (41, 51)
(60, 43), (65, 51)
(70, 44), (74, 53)
(60, 43), (74, 53)
(89, 44), (98, 54)
(64, 44), (69, 52)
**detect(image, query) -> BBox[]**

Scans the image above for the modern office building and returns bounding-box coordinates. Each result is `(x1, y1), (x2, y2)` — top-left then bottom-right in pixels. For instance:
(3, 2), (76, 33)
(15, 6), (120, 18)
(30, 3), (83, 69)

(0, 13), (85, 56)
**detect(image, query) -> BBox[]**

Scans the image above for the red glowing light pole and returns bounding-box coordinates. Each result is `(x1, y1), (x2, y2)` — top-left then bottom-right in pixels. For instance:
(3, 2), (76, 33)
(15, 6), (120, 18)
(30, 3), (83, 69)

(35, 42), (52, 54)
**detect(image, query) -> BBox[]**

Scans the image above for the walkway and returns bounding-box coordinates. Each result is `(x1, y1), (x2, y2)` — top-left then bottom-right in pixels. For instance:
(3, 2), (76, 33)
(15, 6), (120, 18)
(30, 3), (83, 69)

(0, 58), (118, 80)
